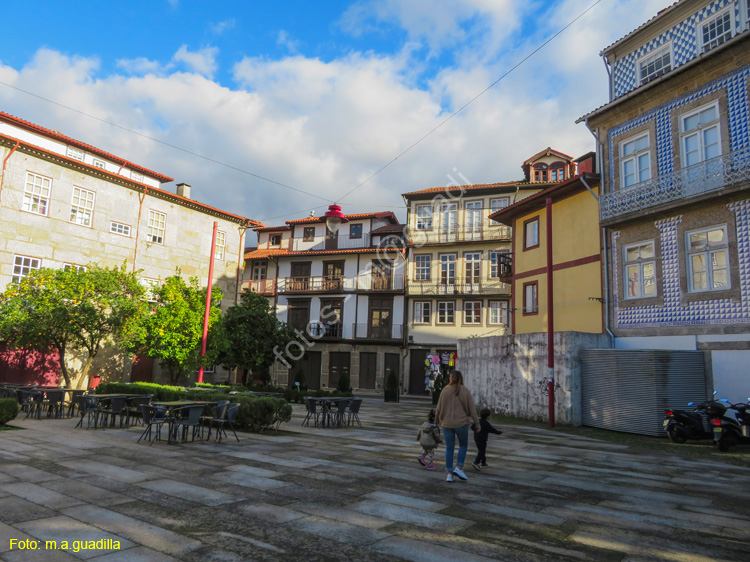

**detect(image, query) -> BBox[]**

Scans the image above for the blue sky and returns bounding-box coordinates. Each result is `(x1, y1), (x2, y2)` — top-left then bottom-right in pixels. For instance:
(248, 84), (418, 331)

(0, 0), (668, 225)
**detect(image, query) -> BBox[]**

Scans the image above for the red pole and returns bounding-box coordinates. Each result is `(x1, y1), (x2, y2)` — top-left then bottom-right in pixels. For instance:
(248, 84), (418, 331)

(546, 198), (555, 427)
(198, 221), (219, 383)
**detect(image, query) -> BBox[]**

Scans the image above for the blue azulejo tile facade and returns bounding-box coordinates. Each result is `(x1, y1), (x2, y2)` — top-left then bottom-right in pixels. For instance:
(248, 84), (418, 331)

(611, 200), (750, 329)
(612, 0), (743, 99)
(607, 63), (750, 193)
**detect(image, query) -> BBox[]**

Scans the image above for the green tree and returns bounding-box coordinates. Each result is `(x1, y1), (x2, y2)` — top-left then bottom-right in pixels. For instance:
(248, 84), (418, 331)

(123, 274), (225, 383)
(0, 264), (146, 388)
(218, 289), (296, 385)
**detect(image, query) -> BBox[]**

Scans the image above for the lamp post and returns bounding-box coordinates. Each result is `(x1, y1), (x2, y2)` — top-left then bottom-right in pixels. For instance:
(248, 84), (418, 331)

(324, 203), (348, 233)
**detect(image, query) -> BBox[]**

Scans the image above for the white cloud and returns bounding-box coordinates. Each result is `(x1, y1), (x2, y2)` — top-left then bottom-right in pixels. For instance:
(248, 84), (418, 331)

(210, 19), (236, 35)
(172, 45), (219, 78)
(0, 1), (674, 227)
(276, 30), (301, 54)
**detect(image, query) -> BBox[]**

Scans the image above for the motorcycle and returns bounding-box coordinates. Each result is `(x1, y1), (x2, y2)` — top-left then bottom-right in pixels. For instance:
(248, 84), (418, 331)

(711, 398), (750, 452)
(663, 396), (726, 443)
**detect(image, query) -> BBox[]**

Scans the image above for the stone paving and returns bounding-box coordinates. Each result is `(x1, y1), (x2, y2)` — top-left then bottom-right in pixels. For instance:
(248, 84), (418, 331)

(1, 398), (750, 561)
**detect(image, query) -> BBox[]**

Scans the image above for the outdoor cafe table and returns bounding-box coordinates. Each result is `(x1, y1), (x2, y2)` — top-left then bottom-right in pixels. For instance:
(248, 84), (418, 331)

(151, 401), (218, 443)
(306, 396), (352, 428)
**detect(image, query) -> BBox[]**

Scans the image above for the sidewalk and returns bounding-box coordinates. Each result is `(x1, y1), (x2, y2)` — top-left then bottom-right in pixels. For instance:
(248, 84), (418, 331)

(1, 398), (749, 561)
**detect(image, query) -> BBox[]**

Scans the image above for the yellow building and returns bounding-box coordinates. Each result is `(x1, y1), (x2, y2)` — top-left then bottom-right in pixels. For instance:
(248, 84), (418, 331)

(490, 153), (603, 335)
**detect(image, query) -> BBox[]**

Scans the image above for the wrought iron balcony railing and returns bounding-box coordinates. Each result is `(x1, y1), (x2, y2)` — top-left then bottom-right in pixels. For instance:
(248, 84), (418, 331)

(407, 222), (511, 245)
(352, 323), (403, 340)
(600, 147), (750, 221)
(306, 322), (346, 340)
(408, 279), (510, 295)
(278, 274), (405, 293)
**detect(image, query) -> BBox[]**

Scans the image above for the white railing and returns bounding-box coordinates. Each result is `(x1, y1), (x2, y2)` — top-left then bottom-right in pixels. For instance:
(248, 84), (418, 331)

(291, 233), (371, 252)
(600, 148), (750, 221)
(407, 221), (511, 245)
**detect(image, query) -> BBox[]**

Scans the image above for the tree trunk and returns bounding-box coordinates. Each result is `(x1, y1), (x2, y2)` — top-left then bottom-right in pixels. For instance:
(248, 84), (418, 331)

(57, 346), (72, 388)
(76, 354), (96, 390)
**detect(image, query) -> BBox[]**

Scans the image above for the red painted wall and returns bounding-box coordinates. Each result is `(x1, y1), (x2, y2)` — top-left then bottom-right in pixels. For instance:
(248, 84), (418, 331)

(0, 342), (60, 385)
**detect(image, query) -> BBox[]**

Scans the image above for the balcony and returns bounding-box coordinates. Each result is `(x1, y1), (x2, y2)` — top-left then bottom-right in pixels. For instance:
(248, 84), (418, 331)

(243, 279), (275, 295)
(278, 274), (405, 294)
(600, 148), (750, 222)
(352, 323), (403, 340)
(408, 279), (510, 296)
(408, 222), (511, 245)
(307, 322), (346, 340)
(292, 233), (371, 252)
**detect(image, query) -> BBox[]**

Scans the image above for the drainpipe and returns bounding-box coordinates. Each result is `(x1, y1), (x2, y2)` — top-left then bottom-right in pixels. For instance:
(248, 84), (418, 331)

(602, 54), (613, 102)
(198, 221), (219, 384)
(0, 141), (20, 205)
(132, 186), (149, 272)
(546, 198), (555, 428)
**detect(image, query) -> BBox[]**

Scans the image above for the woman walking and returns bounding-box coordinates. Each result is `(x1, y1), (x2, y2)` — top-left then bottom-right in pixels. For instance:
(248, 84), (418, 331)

(435, 370), (479, 482)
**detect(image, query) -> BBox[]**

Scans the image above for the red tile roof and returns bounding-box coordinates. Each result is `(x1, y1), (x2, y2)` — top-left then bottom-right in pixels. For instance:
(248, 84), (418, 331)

(402, 180), (520, 197)
(244, 248), (288, 260)
(522, 147), (574, 165)
(370, 223), (405, 234)
(253, 225), (291, 232)
(286, 211), (398, 224)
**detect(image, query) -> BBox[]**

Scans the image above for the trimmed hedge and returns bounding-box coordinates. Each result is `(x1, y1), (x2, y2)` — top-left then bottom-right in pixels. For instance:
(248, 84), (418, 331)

(0, 398), (19, 426)
(95, 382), (291, 433)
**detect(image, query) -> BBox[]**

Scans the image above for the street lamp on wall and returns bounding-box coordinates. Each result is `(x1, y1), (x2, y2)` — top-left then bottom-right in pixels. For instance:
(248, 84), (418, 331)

(324, 203), (348, 233)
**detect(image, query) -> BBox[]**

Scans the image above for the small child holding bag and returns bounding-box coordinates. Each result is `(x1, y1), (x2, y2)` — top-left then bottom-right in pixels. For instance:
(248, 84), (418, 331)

(417, 409), (443, 470)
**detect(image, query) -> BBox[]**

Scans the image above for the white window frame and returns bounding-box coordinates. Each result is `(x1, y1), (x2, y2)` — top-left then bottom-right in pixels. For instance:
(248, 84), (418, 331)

(63, 264), (87, 272)
(440, 202), (458, 234)
(464, 253), (481, 285)
(110, 221), (131, 237)
(140, 277), (160, 302)
(414, 255), (431, 281)
(686, 225), (730, 293)
(415, 204), (433, 230)
(252, 261), (267, 280)
(66, 146), (84, 161)
(490, 198), (510, 214)
(147, 210), (166, 245)
(437, 301), (455, 324)
(22, 172), (52, 216)
(269, 234), (281, 246)
(680, 101), (721, 167)
(524, 218), (539, 249)
(619, 133), (651, 188)
(623, 241), (657, 299)
(523, 283), (538, 314)
(488, 301), (508, 325)
(463, 301), (481, 325)
(214, 230), (227, 260)
(637, 43), (672, 85)
(131, 171), (144, 183)
(413, 301), (432, 324)
(12, 255), (41, 284)
(698, 6), (734, 52)
(69, 186), (96, 227)
(744, 0), (750, 29)
(93, 159), (106, 169)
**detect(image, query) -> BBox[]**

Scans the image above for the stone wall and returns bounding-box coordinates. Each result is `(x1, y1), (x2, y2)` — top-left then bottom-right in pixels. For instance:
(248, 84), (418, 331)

(457, 332), (610, 425)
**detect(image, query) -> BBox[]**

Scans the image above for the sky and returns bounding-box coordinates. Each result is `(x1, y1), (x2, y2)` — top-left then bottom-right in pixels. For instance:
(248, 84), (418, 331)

(0, 0), (668, 228)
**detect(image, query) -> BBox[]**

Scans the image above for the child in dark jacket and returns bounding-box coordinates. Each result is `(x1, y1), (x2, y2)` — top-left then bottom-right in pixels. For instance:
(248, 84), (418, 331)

(470, 408), (502, 471)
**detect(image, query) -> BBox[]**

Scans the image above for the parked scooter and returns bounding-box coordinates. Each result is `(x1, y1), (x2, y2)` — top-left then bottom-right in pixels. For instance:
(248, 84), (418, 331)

(712, 398), (750, 452)
(663, 393), (726, 443)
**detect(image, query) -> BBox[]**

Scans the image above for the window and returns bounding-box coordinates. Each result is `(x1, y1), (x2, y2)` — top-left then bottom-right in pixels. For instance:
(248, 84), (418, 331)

(110, 221), (131, 237)
(416, 204), (432, 230)
(465, 201), (482, 235)
(131, 171), (144, 183)
(66, 147), (84, 161)
(437, 301), (455, 324)
(303, 227), (315, 241)
(490, 198), (510, 213)
(700, 9), (732, 52)
(350, 223), (363, 239)
(439, 254), (456, 285)
(489, 252), (499, 278)
(620, 134), (651, 188)
(523, 282), (538, 315)
(214, 230), (226, 260)
(414, 301), (432, 324)
(252, 261), (267, 280)
(147, 210), (166, 244)
(414, 255), (431, 281)
(70, 187), (95, 227)
(488, 301), (508, 325)
(140, 278), (159, 302)
(638, 44), (671, 85)
(93, 159), (106, 169)
(63, 264), (86, 272)
(270, 234), (282, 246)
(550, 162), (566, 182)
(524, 218), (539, 250)
(680, 102), (721, 167)
(440, 203), (457, 234)
(463, 301), (481, 324)
(686, 226), (729, 292)
(22, 172), (51, 216)
(534, 164), (548, 182)
(624, 241), (657, 299)
(12, 255), (41, 283)
(464, 253), (481, 285)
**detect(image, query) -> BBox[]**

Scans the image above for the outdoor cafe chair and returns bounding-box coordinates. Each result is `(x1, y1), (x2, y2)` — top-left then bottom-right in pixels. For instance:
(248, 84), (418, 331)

(43, 390), (65, 419)
(203, 401), (229, 440)
(346, 398), (363, 428)
(330, 400), (348, 429)
(75, 396), (102, 429)
(18, 390), (42, 420)
(210, 403), (239, 443)
(126, 395), (153, 426)
(302, 398), (321, 427)
(137, 405), (168, 445)
(100, 396), (129, 428)
(171, 405), (205, 443)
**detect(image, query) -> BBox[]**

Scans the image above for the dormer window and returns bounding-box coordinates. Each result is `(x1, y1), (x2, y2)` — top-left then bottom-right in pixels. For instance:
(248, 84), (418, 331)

(700, 8), (733, 52)
(270, 234), (282, 246)
(550, 162), (566, 182)
(638, 44), (671, 85)
(534, 164), (547, 182)
(66, 147), (84, 161)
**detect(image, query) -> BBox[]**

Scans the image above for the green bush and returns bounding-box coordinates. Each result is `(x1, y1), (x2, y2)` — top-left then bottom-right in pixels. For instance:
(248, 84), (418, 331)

(0, 398), (19, 426)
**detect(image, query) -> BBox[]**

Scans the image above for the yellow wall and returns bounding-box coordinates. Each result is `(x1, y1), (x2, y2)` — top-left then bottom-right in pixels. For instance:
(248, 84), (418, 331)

(513, 210), (546, 273)
(552, 187), (600, 264)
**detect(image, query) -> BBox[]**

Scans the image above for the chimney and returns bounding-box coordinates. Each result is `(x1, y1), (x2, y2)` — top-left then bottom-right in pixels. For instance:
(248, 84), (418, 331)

(575, 152), (596, 174)
(176, 183), (191, 199)
(309, 210), (315, 217)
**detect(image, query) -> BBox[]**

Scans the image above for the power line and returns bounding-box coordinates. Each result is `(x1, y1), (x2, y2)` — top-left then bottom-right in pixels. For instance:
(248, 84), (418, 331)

(337, 0), (605, 201)
(0, 80), (330, 203)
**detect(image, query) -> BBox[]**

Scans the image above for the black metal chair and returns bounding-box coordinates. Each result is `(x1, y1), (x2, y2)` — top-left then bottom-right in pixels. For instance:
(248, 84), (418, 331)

(329, 400), (348, 428)
(137, 405), (168, 445)
(43, 390), (65, 418)
(203, 402), (229, 441)
(100, 396), (129, 427)
(211, 403), (240, 442)
(18, 390), (42, 420)
(346, 398), (363, 427)
(302, 398), (321, 427)
(171, 405), (205, 443)
(75, 396), (102, 429)
(126, 395), (153, 426)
